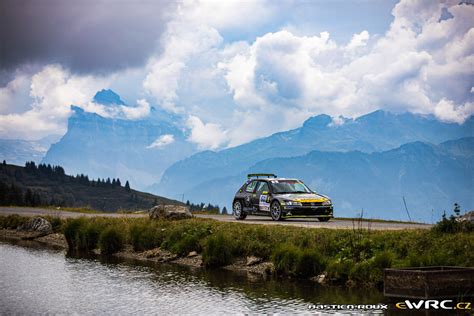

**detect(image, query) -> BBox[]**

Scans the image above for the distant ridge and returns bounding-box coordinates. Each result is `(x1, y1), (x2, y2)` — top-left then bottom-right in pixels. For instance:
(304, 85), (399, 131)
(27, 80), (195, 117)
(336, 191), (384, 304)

(0, 161), (182, 212)
(173, 137), (474, 222)
(152, 110), (473, 203)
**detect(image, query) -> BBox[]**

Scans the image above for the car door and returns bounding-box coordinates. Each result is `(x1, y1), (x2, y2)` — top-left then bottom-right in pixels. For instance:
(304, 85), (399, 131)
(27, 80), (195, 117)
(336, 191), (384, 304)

(243, 180), (257, 207)
(253, 181), (270, 211)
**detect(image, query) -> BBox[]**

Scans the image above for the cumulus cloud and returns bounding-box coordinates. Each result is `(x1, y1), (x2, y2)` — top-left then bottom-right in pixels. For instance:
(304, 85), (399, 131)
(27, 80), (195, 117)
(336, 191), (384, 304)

(0, 65), (150, 139)
(214, 0), (474, 145)
(346, 30), (370, 50)
(0, 64), (109, 139)
(138, 0), (474, 149)
(2, 0), (473, 150)
(186, 115), (228, 149)
(146, 134), (175, 149)
(434, 98), (474, 123)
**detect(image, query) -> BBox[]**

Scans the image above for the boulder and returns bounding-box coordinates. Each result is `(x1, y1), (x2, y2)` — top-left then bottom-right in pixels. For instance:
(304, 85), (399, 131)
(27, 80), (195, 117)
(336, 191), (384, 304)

(310, 272), (328, 285)
(17, 217), (53, 235)
(187, 251), (198, 257)
(149, 204), (192, 220)
(246, 256), (263, 266)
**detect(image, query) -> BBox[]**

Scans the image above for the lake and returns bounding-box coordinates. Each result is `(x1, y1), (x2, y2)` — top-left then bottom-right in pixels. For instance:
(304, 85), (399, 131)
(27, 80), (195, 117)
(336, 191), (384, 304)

(0, 240), (388, 314)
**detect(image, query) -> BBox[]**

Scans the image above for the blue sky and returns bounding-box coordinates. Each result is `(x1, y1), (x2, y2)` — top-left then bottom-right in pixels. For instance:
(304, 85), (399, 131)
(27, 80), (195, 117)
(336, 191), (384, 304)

(0, 0), (473, 149)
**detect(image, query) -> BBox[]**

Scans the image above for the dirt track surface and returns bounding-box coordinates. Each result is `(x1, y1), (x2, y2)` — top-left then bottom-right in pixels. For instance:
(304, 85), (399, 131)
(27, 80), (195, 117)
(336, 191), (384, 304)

(0, 207), (431, 230)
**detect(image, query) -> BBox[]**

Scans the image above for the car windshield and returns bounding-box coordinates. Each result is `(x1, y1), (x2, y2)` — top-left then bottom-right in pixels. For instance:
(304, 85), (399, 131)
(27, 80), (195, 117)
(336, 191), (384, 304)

(270, 180), (312, 194)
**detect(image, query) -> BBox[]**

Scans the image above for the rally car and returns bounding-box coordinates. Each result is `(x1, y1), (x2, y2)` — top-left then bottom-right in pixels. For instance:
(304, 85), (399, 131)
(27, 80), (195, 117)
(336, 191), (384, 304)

(232, 174), (333, 221)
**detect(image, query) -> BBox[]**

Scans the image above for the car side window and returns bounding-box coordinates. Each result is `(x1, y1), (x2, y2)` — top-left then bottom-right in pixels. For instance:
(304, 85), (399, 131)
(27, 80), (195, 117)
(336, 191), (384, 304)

(245, 181), (257, 193)
(256, 181), (269, 194)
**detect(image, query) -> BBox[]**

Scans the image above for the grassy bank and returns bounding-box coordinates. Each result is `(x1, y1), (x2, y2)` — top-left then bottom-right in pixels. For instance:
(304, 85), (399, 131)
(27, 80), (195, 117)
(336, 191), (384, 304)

(1, 214), (472, 287)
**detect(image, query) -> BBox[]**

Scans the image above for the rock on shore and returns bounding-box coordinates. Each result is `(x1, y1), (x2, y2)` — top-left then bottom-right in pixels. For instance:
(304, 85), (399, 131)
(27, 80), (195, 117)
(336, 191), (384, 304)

(148, 205), (192, 220)
(17, 217), (52, 235)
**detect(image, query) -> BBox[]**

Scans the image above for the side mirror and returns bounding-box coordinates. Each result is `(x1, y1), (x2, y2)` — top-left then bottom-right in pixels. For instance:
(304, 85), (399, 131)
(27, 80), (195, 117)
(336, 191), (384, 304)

(262, 191), (268, 195)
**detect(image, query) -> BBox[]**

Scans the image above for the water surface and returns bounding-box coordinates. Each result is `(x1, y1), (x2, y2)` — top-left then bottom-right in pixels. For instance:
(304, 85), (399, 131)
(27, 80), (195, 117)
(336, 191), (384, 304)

(0, 240), (386, 314)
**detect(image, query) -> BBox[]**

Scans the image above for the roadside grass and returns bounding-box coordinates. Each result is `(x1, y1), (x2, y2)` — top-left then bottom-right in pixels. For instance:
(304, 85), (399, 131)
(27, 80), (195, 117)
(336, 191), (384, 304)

(1, 214), (472, 286)
(45, 206), (100, 214)
(334, 217), (427, 225)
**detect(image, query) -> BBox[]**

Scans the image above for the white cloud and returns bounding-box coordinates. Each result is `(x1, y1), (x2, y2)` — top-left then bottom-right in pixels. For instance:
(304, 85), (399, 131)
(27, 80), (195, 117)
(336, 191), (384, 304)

(434, 98), (474, 123)
(2, 0), (473, 149)
(186, 115), (227, 149)
(0, 72), (31, 115)
(0, 65), (151, 139)
(346, 30), (370, 50)
(140, 0), (474, 149)
(146, 134), (175, 149)
(121, 99), (150, 120)
(0, 64), (109, 139)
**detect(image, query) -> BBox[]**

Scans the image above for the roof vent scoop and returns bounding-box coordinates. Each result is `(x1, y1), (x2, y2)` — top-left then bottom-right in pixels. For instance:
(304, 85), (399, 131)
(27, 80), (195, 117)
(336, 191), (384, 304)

(247, 173), (277, 179)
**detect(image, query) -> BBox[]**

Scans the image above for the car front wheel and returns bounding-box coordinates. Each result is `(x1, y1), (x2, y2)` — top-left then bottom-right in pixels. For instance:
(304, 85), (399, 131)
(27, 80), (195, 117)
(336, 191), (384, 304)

(233, 200), (247, 220)
(270, 201), (283, 221)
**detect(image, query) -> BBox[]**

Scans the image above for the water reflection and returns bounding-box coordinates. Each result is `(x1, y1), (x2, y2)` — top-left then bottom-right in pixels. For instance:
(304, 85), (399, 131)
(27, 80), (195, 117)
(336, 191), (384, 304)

(1, 240), (387, 314)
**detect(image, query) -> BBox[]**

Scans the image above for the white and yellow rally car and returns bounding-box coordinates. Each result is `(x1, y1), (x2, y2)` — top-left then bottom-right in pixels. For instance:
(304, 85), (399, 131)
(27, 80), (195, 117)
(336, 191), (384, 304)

(232, 174), (333, 221)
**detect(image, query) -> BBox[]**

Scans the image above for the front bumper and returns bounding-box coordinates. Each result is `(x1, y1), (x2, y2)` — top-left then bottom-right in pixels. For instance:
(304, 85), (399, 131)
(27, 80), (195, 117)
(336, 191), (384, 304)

(282, 205), (333, 217)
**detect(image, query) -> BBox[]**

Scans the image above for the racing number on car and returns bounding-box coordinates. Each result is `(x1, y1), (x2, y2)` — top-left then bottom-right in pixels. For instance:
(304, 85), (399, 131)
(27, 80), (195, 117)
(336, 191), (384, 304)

(259, 194), (270, 211)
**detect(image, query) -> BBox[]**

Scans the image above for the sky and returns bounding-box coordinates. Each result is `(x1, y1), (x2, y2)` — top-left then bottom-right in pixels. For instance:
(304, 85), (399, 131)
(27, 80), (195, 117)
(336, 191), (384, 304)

(0, 0), (473, 149)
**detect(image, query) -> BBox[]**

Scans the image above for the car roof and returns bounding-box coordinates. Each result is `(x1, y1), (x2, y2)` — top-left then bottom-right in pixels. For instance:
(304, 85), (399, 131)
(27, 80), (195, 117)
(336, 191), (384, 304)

(250, 178), (299, 181)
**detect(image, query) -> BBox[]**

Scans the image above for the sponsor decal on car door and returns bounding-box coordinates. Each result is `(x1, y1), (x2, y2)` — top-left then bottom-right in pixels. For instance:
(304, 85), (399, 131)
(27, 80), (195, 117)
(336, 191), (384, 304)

(259, 194), (270, 211)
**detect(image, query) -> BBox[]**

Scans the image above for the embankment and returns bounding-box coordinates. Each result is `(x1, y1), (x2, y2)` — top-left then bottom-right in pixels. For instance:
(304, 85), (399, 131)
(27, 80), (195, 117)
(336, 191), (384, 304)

(1, 214), (472, 287)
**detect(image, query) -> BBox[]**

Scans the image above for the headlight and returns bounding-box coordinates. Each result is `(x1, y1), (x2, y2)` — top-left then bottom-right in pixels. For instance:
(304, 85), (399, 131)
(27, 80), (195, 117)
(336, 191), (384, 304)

(322, 200), (332, 206)
(284, 200), (302, 206)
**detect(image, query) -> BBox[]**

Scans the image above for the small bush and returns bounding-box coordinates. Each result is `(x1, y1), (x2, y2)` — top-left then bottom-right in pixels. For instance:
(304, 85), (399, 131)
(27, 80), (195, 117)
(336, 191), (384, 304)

(372, 251), (393, 269)
(63, 218), (86, 249)
(99, 226), (124, 254)
(48, 217), (63, 233)
(272, 243), (325, 278)
(162, 222), (212, 256)
(130, 223), (164, 251)
(78, 222), (102, 251)
(0, 214), (28, 229)
(326, 260), (353, 282)
(433, 215), (474, 234)
(349, 261), (371, 282)
(203, 232), (234, 267)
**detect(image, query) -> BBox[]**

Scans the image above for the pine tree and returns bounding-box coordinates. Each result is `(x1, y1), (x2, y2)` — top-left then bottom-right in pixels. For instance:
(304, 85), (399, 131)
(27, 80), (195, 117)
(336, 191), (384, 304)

(125, 181), (131, 192)
(222, 206), (228, 215)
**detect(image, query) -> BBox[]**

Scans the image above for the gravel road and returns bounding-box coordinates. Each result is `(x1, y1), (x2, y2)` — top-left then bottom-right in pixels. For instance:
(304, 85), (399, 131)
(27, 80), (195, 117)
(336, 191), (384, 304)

(0, 206), (431, 230)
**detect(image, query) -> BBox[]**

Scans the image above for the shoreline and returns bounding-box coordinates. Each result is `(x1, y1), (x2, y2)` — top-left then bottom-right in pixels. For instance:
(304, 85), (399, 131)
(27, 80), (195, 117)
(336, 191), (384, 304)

(2, 214), (472, 289)
(0, 229), (275, 279)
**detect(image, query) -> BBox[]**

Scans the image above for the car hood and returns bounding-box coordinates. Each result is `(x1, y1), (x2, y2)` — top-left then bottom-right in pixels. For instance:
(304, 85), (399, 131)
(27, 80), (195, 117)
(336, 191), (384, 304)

(273, 193), (329, 202)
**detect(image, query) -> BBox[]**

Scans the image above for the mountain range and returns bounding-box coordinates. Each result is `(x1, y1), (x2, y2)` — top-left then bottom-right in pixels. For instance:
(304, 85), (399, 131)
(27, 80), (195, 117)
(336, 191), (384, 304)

(2, 89), (472, 221)
(41, 90), (198, 189)
(0, 135), (60, 165)
(177, 137), (473, 222)
(151, 110), (473, 218)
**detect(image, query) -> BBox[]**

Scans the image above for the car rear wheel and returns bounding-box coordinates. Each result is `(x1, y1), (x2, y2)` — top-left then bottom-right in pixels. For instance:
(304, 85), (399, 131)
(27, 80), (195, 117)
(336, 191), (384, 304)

(317, 217), (330, 222)
(233, 200), (247, 220)
(271, 201), (283, 221)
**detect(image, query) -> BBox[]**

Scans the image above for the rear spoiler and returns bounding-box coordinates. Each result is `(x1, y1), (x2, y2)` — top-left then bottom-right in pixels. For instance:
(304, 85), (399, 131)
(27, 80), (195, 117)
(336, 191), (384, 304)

(247, 173), (277, 179)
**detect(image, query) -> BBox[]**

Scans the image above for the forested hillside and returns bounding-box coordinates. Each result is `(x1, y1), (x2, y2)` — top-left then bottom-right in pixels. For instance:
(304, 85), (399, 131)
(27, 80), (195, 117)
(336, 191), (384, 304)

(0, 161), (181, 211)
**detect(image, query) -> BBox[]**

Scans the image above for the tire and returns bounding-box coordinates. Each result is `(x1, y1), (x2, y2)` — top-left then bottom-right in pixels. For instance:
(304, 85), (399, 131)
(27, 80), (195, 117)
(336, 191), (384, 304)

(317, 217), (330, 222)
(270, 201), (283, 221)
(233, 200), (247, 220)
